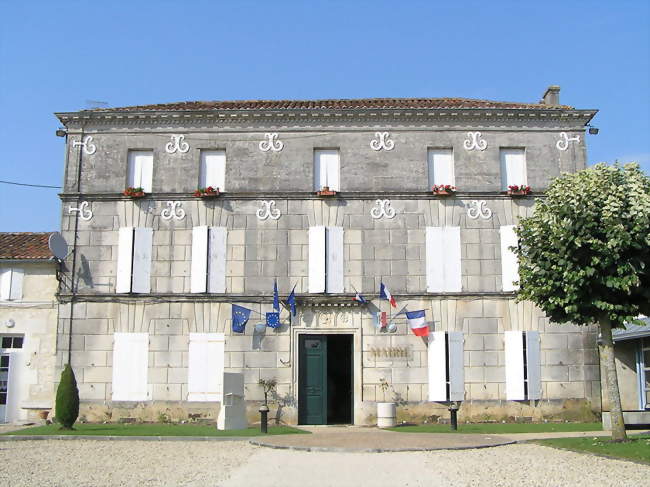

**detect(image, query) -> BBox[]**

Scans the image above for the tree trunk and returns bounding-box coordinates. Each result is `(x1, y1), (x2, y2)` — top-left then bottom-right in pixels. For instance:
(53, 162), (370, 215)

(599, 318), (628, 441)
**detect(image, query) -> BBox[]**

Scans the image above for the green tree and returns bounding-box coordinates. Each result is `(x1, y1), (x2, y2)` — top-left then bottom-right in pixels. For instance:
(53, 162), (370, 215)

(514, 163), (650, 442)
(55, 363), (80, 430)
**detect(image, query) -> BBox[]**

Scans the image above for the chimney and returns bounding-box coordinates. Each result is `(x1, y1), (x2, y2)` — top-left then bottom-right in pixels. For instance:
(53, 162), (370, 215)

(541, 85), (561, 105)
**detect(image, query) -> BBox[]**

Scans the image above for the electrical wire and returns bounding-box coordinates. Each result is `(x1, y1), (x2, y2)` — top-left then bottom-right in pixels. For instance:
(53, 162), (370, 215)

(0, 180), (61, 189)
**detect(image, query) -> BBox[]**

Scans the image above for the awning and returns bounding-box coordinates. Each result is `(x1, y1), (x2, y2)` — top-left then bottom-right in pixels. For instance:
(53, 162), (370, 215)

(612, 317), (650, 342)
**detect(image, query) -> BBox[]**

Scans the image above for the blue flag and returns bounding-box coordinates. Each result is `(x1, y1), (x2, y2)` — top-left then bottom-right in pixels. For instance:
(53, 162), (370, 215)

(273, 280), (280, 312)
(266, 311), (280, 328)
(231, 304), (251, 334)
(287, 285), (297, 317)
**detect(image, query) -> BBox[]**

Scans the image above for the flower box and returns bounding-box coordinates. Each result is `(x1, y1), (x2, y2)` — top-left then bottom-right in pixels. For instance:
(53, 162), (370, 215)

(193, 186), (220, 198)
(506, 185), (532, 196)
(123, 187), (146, 198)
(317, 186), (337, 196)
(432, 184), (457, 195)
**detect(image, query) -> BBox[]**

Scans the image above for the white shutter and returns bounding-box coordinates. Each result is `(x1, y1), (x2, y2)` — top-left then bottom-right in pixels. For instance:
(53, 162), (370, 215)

(191, 226), (209, 293)
(188, 333), (225, 402)
(5, 352), (22, 422)
(326, 226), (344, 293)
(428, 332), (447, 401)
(131, 228), (152, 293)
(112, 333), (149, 401)
(443, 227), (462, 292)
(505, 330), (526, 400)
(140, 151), (153, 193)
(8, 268), (23, 300)
(448, 331), (465, 401)
(208, 227), (227, 293)
(314, 150), (340, 191)
(200, 150), (226, 191)
(500, 148), (526, 190)
(127, 152), (140, 188)
(308, 226), (326, 293)
(426, 227), (445, 292)
(525, 331), (542, 400)
(0, 268), (10, 300)
(116, 227), (134, 293)
(428, 149), (454, 187)
(500, 225), (519, 292)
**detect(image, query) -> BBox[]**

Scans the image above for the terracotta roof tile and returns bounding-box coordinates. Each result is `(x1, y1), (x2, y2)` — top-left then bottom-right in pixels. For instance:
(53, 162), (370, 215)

(0, 233), (55, 260)
(84, 97), (573, 112)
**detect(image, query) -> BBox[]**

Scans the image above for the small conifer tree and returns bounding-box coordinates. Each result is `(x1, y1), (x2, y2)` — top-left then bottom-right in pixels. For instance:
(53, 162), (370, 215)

(55, 363), (79, 430)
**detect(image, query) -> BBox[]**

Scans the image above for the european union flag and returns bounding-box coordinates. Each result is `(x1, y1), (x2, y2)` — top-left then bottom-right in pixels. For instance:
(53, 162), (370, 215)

(266, 311), (280, 328)
(273, 280), (280, 312)
(232, 304), (251, 334)
(286, 285), (297, 317)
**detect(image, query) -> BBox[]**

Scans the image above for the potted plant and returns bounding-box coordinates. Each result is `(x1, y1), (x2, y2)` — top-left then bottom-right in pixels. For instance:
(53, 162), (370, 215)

(376, 377), (397, 428)
(316, 186), (337, 196)
(123, 187), (146, 198)
(507, 185), (531, 196)
(193, 186), (220, 197)
(432, 184), (457, 195)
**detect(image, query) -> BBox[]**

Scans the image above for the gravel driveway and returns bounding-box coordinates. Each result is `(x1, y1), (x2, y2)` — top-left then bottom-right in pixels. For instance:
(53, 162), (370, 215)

(0, 440), (646, 486)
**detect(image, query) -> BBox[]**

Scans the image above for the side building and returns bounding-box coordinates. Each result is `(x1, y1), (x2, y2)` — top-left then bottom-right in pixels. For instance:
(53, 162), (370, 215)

(0, 233), (58, 423)
(54, 87), (601, 424)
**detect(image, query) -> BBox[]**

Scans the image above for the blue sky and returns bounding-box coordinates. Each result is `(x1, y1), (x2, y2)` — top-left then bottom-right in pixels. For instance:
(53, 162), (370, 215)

(1, 0), (648, 231)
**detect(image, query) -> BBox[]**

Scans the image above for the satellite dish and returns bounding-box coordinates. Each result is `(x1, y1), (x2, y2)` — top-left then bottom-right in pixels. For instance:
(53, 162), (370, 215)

(48, 232), (69, 260)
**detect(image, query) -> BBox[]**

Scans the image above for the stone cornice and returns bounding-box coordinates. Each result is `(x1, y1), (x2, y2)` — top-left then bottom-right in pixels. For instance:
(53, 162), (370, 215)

(55, 107), (598, 130)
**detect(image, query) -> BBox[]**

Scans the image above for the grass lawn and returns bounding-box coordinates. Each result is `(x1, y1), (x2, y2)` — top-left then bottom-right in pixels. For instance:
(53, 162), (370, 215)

(3, 423), (308, 437)
(537, 435), (650, 464)
(387, 422), (603, 434)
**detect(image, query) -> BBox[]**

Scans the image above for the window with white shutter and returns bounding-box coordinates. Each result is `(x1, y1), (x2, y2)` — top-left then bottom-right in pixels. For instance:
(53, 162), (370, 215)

(500, 225), (519, 292)
(127, 150), (153, 193)
(427, 149), (455, 187)
(428, 331), (465, 402)
(308, 226), (344, 293)
(500, 148), (527, 190)
(116, 227), (153, 293)
(199, 150), (226, 191)
(426, 227), (461, 292)
(504, 330), (541, 400)
(191, 226), (227, 293)
(112, 332), (149, 401)
(0, 268), (23, 301)
(314, 149), (340, 192)
(187, 333), (225, 402)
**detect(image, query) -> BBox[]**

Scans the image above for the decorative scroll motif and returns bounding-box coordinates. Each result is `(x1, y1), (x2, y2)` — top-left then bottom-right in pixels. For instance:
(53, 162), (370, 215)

(259, 133), (284, 152)
(161, 201), (186, 221)
(370, 199), (396, 219)
(67, 201), (93, 221)
(467, 200), (492, 220)
(463, 131), (487, 151)
(370, 131), (395, 151)
(165, 135), (190, 154)
(256, 200), (281, 221)
(338, 313), (352, 327)
(72, 135), (96, 155)
(556, 132), (580, 151)
(318, 312), (334, 327)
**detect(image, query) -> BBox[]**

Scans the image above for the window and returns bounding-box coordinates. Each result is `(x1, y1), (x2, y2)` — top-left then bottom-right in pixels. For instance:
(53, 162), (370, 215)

(112, 333), (149, 401)
(190, 226), (227, 293)
(308, 226), (344, 293)
(1, 336), (23, 349)
(500, 225), (519, 292)
(314, 149), (340, 192)
(426, 227), (461, 292)
(500, 148), (527, 190)
(0, 268), (23, 301)
(127, 150), (153, 193)
(504, 330), (541, 400)
(427, 149), (455, 187)
(187, 333), (225, 402)
(199, 150), (226, 191)
(116, 227), (153, 293)
(428, 331), (464, 402)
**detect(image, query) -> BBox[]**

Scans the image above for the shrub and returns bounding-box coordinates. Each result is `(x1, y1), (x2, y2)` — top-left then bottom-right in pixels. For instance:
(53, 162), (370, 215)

(55, 363), (79, 430)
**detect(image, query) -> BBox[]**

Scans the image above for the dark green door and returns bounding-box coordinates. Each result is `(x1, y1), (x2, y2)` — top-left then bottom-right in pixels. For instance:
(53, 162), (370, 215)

(298, 335), (327, 425)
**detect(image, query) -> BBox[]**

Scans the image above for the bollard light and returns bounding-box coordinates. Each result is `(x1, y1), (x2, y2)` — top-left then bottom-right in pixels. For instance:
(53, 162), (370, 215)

(259, 404), (269, 434)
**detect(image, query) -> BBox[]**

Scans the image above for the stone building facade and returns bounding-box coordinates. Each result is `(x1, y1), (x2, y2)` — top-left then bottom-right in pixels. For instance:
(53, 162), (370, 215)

(55, 87), (601, 424)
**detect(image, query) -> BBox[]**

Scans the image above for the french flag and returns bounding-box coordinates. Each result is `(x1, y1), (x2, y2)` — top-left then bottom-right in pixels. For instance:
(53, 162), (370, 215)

(406, 310), (428, 337)
(379, 282), (397, 308)
(353, 292), (367, 304)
